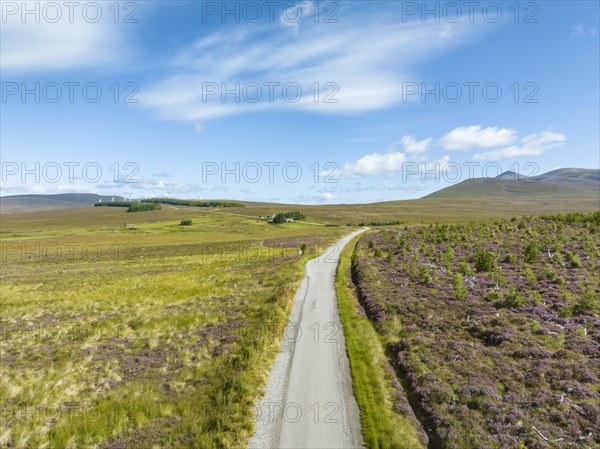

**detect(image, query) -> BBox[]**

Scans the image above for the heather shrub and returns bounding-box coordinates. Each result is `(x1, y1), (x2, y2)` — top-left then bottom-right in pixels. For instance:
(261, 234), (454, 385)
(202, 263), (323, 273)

(180, 219), (192, 226)
(374, 248), (383, 258)
(352, 213), (599, 449)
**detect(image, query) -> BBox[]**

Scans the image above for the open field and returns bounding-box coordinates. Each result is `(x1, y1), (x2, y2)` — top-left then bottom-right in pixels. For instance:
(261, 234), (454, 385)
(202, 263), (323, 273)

(2, 0), (598, 445)
(0, 207), (348, 448)
(350, 212), (600, 448)
(2, 202), (599, 449)
(3, 169), (599, 230)
(226, 193), (600, 225)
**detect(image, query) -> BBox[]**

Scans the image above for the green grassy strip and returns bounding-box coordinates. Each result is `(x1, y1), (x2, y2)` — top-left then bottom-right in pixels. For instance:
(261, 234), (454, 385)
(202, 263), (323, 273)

(336, 234), (425, 449)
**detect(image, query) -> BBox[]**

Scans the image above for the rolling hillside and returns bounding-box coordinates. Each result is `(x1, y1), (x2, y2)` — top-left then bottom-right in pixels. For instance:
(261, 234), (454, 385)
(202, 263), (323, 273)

(0, 193), (125, 213)
(425, 168), (599, 199)
(1, 169), (597, 226)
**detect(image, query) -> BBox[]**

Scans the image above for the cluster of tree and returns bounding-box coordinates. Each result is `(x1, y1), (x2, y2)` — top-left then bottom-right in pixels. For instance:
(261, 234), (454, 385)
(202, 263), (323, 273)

(94, 202), (131, 207)
(540, 211), (600, 225)
(180, 219), (193, 226)
(94, 201), (161, 212)
(142, 199), (244, 208)
(127, 203), (162, 212)
(271, 211), (305, 224)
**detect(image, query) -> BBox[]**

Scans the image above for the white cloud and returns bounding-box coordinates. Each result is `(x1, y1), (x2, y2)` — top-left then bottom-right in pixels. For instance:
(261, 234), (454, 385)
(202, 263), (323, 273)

(439, 126), (517, 150)
(291, 193), (339, 204)
(95, 177), (195, 194)
(341, 126), (565, 178)
(571, 22), (598, 39)
(0, 181), (48, 195)
(139, 5), (480, 123)
(0, 8), (132, 72)
(473, 131), (566, 160)
(392, 135), (432, 154)
(279, 1), (317, 29)
(340, 151), (407, 178)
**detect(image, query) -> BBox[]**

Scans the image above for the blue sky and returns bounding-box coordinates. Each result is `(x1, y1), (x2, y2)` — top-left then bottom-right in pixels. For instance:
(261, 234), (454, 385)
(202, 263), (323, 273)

(1, 0), (598, 203)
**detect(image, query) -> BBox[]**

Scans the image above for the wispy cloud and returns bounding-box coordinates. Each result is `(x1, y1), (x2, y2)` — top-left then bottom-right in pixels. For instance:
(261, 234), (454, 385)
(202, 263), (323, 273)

(291, 192), (339, 203)
(570, 22), (598, 39)
(473, 131), (566, 160)
(0, 11), (132, 72)
(139, 4), (480, 123)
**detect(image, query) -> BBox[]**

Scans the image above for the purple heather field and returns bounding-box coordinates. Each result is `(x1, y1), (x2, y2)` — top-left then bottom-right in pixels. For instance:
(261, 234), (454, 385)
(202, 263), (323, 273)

(352, 212), (599, 449)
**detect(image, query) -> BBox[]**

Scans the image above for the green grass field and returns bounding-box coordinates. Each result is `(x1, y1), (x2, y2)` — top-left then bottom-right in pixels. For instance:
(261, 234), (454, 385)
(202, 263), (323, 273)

(220, 196), (600, 226)
(0, 206), (347, 448)
(1, 199), (599, 448)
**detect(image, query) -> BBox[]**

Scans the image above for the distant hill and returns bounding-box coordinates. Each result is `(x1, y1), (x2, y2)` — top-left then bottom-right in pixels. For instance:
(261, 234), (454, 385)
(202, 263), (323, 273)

(533, 167), (599, 189)
(424, 168), (599, 200)
(1, 168), (597, 217)
(0, 193), (126, 213)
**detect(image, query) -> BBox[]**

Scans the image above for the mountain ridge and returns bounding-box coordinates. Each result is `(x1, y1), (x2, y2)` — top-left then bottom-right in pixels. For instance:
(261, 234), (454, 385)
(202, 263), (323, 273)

(424, 167), (599, 199)
(1, 168), (598, 212)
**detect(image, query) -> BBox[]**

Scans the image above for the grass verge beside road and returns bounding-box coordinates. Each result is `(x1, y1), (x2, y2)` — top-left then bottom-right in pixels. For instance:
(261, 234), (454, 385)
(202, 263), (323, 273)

(336, 234), (426, 449)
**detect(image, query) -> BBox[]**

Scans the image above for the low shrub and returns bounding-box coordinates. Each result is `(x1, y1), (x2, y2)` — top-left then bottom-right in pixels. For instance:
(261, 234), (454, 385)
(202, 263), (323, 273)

(474, 247), (495, 272)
